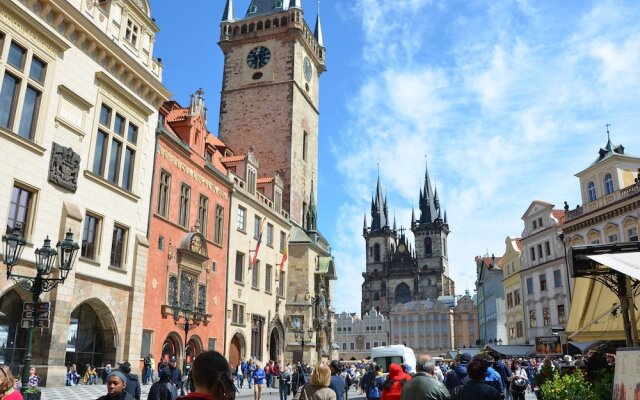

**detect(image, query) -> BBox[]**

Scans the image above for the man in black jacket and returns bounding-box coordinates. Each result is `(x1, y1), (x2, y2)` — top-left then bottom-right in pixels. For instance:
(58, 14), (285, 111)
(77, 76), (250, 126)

(451, 359), (500, 400)
(119, 361), (141, 400)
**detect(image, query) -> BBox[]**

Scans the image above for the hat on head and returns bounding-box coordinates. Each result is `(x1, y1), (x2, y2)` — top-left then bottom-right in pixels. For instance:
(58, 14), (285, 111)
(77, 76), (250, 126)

(460, 353), (472, 363)
(108, 370), (128, 384)
(170, 356), (177, 362)
(330, 360), (341, 372)
(119, 361), (131, 370)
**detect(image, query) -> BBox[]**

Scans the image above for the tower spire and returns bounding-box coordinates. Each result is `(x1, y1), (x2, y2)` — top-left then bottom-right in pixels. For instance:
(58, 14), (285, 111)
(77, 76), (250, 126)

(314, 0), (325, 47)
(222, 0), (234, 22)
(289, 0), (302, 9)
(419, 156), (437, 224)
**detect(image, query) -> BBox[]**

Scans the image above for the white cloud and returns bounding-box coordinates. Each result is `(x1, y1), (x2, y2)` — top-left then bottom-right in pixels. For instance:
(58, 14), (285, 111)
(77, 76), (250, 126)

(328, 0), (640, 315)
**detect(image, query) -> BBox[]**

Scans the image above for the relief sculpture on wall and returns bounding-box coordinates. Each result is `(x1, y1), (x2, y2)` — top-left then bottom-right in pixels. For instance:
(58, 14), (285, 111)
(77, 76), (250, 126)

(48, 142), (81, 192)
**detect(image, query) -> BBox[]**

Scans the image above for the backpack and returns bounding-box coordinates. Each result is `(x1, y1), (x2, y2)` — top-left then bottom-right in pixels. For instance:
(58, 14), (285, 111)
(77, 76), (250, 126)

(445, 369), (467, 393)
(368, 375), (382, 399)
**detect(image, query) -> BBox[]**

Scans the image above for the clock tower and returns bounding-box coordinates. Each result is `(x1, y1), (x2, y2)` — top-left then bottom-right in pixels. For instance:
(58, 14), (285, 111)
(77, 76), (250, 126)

(218, 0), (326, 227)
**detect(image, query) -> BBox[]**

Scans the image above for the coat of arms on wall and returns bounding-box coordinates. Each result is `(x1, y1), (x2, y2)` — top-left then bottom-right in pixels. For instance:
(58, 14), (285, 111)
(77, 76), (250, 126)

(48, 142), (81, 192)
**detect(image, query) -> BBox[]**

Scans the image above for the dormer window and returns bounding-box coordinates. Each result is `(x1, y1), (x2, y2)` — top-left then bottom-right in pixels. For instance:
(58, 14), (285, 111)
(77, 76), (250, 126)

(604, 173), (614, 195)
(125, 19), (140, 47)
(587, 181), (597, 202)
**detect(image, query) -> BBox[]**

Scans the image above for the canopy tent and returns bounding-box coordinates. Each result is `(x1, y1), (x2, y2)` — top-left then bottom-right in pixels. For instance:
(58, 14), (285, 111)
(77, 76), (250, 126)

(587, 252), (640, 280)
(567, 341), (600, 355)
(484, 345), (535, 358)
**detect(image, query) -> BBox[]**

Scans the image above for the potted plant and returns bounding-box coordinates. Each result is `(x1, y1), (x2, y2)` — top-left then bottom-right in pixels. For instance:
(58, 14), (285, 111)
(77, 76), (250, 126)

(23, 386), (42, 400)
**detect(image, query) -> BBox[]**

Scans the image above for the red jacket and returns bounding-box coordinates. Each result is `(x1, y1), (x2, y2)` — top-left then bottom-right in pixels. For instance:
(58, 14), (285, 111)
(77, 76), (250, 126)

(380, 364), (409, 400)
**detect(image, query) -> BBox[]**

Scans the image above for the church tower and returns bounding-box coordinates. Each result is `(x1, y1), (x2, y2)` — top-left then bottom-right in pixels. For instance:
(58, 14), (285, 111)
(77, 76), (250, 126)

(411, 163), (455, 299)
(218, 0), (326, 226)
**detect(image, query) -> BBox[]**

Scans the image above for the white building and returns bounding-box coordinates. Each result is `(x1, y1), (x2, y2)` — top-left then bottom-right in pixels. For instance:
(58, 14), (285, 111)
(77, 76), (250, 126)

(0, 0), (169, 385)
(335, 309), (389, 361)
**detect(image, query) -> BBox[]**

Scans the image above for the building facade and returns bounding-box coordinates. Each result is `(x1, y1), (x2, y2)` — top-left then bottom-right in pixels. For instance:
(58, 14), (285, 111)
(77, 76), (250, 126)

(389, 299), (455, 356)
(501, 236), (527, 344)
(334, 309), (389, 361)
(217, 0), (336, 365)
(0, 0), (169, 385)
(223, 149), (292, 368)
(143, 92), (231, 370)
(563, 137), (640, 341)
(362, 167), (455, 318)
(453, 291), (479, 349)
(475, 255), (506, 345)
(519, 201), (570, 344)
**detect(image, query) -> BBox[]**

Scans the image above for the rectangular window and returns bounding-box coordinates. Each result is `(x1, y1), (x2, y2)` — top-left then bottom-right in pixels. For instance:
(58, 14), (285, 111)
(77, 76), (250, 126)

(529, 310), (536, 328)
(507, 293), (513, 308)
(545, 241), (551, 256)
(538, 217), (543, 227)
(514, 289), (521, 305)
(628, 227), (638, 241)
(539, 273), (547, 291)
(557, 304), (566, 324)
(509, 323), (515, 339)
(254, 216), (261, 239)
(302, 131), (308, 161)
(350, 343), (354, 350)
(198, 195), (209, 236)
(208, 338), (218, 351)
(125, 19), (140, 46)
(278, 271), (285, 297)
(530, 247), (536, 261)
(178, 184), (191, 227)
(6, 184), (35, 235)
(516, 321), (524, 337)
(237, 206), (246, 231)
(81, 213), (101, 260)
(554, 269), (562, 288)
(157, 170), (171, 217)
(279, 231), (287, 252)
(526, 278), (534, 295)
(232, 303), (245, 325)
(0, 40), (47, 140)
(235, 252), (245, 283)
(214, 205), (224, 245)
(141, 330), (152, 358)
(342, 343), (346, 351)
(537, 244), (543, 259)
(365, 342), (371, 350)
(266, 223), (274, 247)
(608, 233), (618, 243)
(543, 307), (551, 326)
(274, 189), (282, 212)
(92, 103), (138, 190)
(158, 236), (165, 250)
(532, 220), (537, 229)
(265, 264), (272, 293)
(110, 224), (127, 268)
(252, 261), (260, 289)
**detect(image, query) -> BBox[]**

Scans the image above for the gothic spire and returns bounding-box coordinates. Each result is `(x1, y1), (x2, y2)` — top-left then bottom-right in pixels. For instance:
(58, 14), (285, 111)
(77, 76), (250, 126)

(363, 213), (368, 236)
(444, 209), (448, 224)
(222, 0), (234, 22)
(434, 186), (440, 209)
(411, 207), (416, 225)
(419, 158), (437, 224)
(314, 2), (325, 47)
(370, 173), (388, 231)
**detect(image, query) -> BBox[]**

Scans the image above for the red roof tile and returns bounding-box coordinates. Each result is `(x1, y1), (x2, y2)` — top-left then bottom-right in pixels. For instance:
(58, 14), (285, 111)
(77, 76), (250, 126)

(206, 133), (226, 148)
(515, 238), (523, 251)
(166, 108), (188, 123)
(257, 177), (273, 184)
(552, 209), (565, 224)
(221, 155), (245, 163)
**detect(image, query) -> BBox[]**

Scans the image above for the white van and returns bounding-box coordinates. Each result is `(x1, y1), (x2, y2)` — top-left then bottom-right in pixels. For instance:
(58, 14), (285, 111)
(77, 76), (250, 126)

(371, 345), (417, 374)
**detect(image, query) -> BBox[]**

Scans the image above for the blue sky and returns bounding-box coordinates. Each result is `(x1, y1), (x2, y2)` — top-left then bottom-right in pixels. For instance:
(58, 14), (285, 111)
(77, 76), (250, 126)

(152, 0), (640, 315)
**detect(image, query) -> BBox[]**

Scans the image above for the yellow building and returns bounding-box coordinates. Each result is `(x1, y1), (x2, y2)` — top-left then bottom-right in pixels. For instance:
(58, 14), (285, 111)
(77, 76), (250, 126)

(501, 236), (527, 344)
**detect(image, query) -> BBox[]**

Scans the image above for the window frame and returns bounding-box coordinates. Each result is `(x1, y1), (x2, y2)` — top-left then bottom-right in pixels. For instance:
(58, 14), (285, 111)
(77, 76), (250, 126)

(178, 183), (191, 228)
(109, 223), (128, 269)
(213, 204), (224, 245)
(81, 212), (102, 260)
(198, 194), (209, 236)
(237, 206), (246, 232)
(231, 302), (246, 326)
(234, 251), (245, 284)
(124, 17), (141, 48)
(5, 183), (37, 238)
(539, 273), (547, 291)
(156, 169), (171, 218)
(251, 260), (260, 289)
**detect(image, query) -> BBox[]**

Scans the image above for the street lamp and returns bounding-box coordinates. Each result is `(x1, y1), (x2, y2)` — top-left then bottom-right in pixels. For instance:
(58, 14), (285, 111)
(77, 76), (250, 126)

(293, 327), (314, 362)
(171, 301), (204, 374)
(1, 226), (79, 393)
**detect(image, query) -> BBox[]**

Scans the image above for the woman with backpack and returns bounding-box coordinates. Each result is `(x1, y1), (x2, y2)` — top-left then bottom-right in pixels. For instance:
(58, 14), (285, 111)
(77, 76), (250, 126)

(508, 361), (528, 400)
(380, 364), (408, 400)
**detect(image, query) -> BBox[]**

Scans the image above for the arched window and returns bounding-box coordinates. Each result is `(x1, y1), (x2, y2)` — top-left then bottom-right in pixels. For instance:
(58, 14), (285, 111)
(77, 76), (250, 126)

(604, 173), (614, 195)
(395, 283), (411, 304)
(587, 181), (596, 202)
(374, 243), (381, 262)
(424, 237), (432, 256)
(373, 293), (380, 301)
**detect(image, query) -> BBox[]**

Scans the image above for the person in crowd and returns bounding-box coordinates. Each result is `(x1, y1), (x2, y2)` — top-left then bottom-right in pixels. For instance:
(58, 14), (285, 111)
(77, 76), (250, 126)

(157, 359), (168, 381)
(148, 367), (178, 400)
(399, 364), (413, 381)
(67, 364), (80, 386)
(86, 364), (99, 385)
(328, 361), (346, 400)
(492, 355), (512, 400)
(573, 355), (585, 367)
(292, 362), (306, 394)
(473, 355), (503, 397)
(103, 364), (113, 384)
(606, 353), (616, 368)
(507, 360), (528, 400)
(143, 353), (155, 385)
(236, 361), (245, 389)
(176, 350), (236, 400)
(27, 367), (39, 387)
(119, 361), (141, 400)
(363, 365), (383, 400)
(450, 359), (499, 400)
(0, 365), (23, 400)
(295, 363), (336, 400)
(533, 357), (554, 400)
(242, 359), (251, 390)
(167, 356), (183, 393)
(265, 361), (273, 390)
(380, 363), (408, 400)
(279, 365), (292, 400)
(444, 353), (471, 393)
(272, 361), (281, 389)
(400, 355), (450, 400)
(98, 370), (136, 400)
(252, 362), (266, 400)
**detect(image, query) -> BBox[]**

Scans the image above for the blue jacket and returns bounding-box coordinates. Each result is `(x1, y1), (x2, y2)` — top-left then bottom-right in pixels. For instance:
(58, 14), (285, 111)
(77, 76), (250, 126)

(485, 366), (504, 393)
(253, 368), (266, 385)
(493, 361), (512, 388)
(329, 374), (346, 400)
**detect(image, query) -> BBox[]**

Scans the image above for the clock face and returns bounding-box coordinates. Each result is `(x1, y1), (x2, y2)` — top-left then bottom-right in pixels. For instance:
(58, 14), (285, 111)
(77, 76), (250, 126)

(398, 244), (406, 253)
(303, 57), (312, 82)
(246, 46), (271, 69)
(291, 317), (302, 329)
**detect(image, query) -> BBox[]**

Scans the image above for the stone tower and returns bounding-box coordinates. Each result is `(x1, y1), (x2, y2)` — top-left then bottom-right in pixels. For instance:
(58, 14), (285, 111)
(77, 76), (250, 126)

(218, 0), (326, 226)
(362, 163), (455, 318)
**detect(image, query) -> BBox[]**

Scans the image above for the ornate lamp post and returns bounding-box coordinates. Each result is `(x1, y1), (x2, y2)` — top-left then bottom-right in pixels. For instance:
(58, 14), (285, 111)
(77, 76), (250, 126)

(171, 301), (204, 374)
(2, 226), (79, 393)
(293, 327), (314, 363)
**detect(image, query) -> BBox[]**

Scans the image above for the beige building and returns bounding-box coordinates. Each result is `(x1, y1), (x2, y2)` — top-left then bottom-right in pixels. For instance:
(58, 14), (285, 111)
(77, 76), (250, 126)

(501, 236), (527, 344)
(390, 299), (454, 356)
(335, 309), (389, 361)
(453, 292), (479, 349)
(563, 137), (640, 342)
(223, 151), (292, 368)
(0, 0), (169, 385)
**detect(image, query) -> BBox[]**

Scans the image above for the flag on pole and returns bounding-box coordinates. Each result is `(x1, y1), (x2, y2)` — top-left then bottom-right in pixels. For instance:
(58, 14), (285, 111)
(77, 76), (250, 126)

(279, 235), (288, 271)
(251, 218), (265, 266)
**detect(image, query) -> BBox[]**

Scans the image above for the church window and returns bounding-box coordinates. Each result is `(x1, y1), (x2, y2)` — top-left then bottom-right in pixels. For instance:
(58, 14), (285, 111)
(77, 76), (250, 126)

(604, 173), (614, 195)
(374, 243), (380, 262)
(395, 283), (411, 304)
(302, 131), (308, 161)
(587, 181), (596, 202)
(373, 293), (380, 301)
(424, 238), (432, 256)
(178, 183), (191, 228)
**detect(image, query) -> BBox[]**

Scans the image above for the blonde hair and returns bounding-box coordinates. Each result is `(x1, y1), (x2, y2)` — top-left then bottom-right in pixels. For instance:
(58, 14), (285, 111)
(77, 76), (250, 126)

(310, 363), (331, 387)
(0, 365), (15, 393)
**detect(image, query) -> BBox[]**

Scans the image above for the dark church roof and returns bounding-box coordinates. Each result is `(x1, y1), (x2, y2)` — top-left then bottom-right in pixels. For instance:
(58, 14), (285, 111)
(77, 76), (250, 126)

(245, 0), (285, 18)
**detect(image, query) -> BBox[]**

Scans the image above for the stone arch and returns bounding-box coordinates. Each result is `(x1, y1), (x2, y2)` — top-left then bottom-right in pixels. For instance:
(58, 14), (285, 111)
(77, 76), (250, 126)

(0, 287), (31, 375)
(186, 334), (203, 365)
(587, 229), (601, 244)
(249, 23), (255, 32)
(161, 331), (183, 362)
(229, 331), (247, 368)
(603, 222), (620, 242)
(265, 20), (271, 29)
(281, 17), (287, 26)
(241, 25), (247, 34)
(267, 316), (285, 362)
(273, 18), (279, 27)
(233, 26), (240, 35)
(570, 235), (584, 246)
(257, 21), (263, 30)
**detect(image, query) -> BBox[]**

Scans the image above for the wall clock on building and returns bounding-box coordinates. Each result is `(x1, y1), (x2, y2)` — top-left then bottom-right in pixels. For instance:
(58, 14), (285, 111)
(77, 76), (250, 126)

(291, 317), (302, 329)
(398, 243), (406, 253)
(246, 46), (271, 69)
(303, 56), (313, 82)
